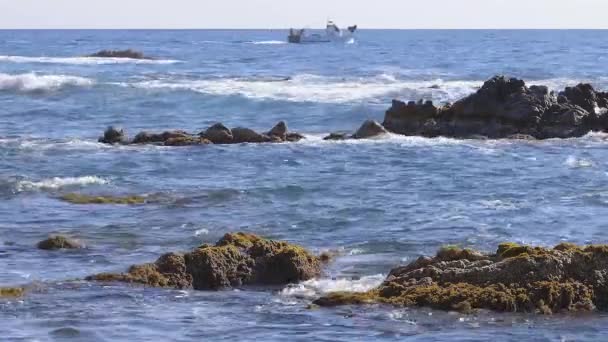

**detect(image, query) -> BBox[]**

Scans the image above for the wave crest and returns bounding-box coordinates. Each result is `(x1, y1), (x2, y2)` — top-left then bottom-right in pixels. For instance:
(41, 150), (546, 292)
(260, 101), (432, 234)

(0, 55), (180, 65)
(280, 274), (385, 300)
(0, 73), (94, 93)
(15, 176), (109, 192)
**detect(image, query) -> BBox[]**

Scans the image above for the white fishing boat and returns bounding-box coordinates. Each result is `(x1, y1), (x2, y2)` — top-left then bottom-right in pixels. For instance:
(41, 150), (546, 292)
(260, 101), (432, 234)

(288, 20), (357, 44)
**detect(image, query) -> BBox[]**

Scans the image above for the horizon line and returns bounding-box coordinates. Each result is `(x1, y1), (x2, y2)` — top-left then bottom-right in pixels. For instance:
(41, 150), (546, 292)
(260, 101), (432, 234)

(1, 27), (608, 30)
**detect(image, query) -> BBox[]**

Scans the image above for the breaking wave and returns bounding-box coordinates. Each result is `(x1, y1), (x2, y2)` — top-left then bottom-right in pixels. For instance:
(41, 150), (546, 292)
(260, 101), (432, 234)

(249, 40), (287, 45)
(0, 73), (94, 93)
(124, 74), (482, 104)
(280, 274), (385, 300)
(0, 55), (180, 65)
(15, 176), (109, 192)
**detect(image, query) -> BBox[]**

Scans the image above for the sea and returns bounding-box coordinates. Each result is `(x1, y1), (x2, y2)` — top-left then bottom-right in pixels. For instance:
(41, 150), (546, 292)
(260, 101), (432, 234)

(1, 29), (608, 341)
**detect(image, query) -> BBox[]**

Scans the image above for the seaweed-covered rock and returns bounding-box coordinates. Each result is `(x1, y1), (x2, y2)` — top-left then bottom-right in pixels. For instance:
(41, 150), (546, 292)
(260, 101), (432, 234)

(314, 243), (608, 314)
(98, 126), (126, 144)
(0, 287), (24, 298)
(88, 49), (150, 59)
(202, 123), (234, 144)
(59, 193), (146, 205)
(353, 120), (389, 139)
(87, 232), (322, 291)
(37, 235), (83, 250)
(381, 76), (608, 139)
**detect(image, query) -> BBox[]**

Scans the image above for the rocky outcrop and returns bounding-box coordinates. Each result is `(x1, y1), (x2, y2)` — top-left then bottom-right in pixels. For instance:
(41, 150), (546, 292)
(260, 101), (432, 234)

(315, 243), (608, 314)
(37, 236), (83, 250)
(381, 76), (608, 139)
(87, 232), (323, 290)
(98, 121), (304, 146)
(87, 49), (151, 59)
(0, 287), (24, 298)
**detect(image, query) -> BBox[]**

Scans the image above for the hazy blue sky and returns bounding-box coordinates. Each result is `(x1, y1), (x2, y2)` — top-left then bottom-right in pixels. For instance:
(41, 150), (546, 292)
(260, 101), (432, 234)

(0, 0), (606, 29)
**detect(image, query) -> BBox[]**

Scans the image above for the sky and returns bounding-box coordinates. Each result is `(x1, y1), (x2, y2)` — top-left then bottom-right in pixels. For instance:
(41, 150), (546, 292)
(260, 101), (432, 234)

(0, 0), (607, 29)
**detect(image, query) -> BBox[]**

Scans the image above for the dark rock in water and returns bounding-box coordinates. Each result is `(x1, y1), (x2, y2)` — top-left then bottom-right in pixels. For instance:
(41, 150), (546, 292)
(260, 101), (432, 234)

(231, 127), (271, 143)
(381, 75), (608, 139)
(429, 84), (441, 89)
(59, 193), (146, 205)
(37, 235), (83, 250)
(314, 243), (608, 314)
(202, 123), (234, 144)
(164, 136), (211, 146)
(285, 132), (305, 142)
(98, 126), (126, 144)
(132, 130), (189, 144)
(323, 132), (351, 141)
(87, 49), (151, 59)
(268, 121), (288, 140)
(353, 120), (389, 139)
(87, 232), (323, 291)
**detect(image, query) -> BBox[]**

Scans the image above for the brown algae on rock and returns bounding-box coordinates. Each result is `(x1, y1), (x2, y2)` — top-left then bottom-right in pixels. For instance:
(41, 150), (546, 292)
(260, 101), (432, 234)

(87, 232), (322, 290)
(314, 242), (608, 314)
(59, 193), (146, 205)
(0, 287), (25, 298)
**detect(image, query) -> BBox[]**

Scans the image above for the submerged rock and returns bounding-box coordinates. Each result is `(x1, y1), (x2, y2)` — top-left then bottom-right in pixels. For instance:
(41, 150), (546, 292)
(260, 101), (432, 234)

(380, 76), (608, 139)
(87, 49), (151, 59)
(98, 126), (126, 144)
(37, 235), (83, 250)
(87, 232), (323, 290)
(59, 193), (146, 205)
(323, 132), (351, 141)
(314, 243), (608, 314)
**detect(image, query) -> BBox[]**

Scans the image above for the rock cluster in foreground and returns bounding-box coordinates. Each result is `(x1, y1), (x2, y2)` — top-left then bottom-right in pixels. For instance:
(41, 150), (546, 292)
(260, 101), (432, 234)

(315, 243), (608, 314)
(87, 232), (322, 290)
(98, 121), (304, 146)
(87, 49), (151, 59)
(382, 76), (608, 139)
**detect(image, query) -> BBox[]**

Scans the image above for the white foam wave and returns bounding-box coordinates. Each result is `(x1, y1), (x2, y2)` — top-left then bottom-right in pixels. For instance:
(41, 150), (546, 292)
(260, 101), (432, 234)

(280, 274), (385, 300)
(0, 73), (94, 93)
(249, 40), (287, 45)
(15, 176), (109, 191)
(565, 155), (594, 168)
(0, 55), (180, 65)
(299, 133), (466, 147)
(126, 74), (481, 104)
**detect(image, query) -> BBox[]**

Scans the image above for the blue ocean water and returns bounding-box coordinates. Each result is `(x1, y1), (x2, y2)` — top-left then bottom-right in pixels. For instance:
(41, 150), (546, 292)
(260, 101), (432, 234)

(2, 29), (608, 341)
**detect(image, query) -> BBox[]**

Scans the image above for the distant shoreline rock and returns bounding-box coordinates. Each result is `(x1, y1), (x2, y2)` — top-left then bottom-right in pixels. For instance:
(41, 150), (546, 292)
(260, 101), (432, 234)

(87, 49), (152, 60)
(327, 76), (608, 141)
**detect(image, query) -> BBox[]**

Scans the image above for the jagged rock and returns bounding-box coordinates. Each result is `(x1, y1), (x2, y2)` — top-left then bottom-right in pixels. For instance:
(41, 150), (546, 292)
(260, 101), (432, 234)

(87, 49), (151, 59)
(87, 232), (323, 291)
(37, 235), (83, 250)
(268, 121), (288, 140)
(98, 126), (126, 144)
(353, 120), (389, 139)
(381, 76), (608, 139)
(202, 123), (233, 144)
(231, 127), (271, 143)
(314, 243), (608, 314)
